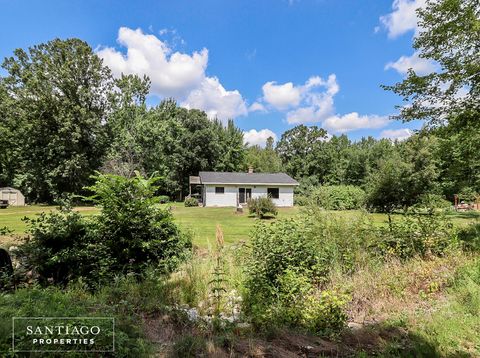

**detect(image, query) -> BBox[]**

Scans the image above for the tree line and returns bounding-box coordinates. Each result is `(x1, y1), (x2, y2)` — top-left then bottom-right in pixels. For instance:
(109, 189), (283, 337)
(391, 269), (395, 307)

(0, 0), (478, 210)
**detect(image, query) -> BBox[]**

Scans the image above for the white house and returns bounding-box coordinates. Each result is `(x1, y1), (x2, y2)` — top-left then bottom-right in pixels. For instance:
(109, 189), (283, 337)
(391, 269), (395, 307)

(190, 171), (299, 207)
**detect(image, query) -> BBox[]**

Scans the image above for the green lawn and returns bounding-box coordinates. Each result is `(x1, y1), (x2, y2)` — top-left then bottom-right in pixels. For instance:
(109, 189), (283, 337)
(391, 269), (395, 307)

(170, 205), (300, 247)
(1, 205), (478, 248)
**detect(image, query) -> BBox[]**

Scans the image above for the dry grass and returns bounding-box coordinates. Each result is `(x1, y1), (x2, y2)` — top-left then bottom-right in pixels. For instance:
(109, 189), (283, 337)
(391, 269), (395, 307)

(329, 251), (469, 324)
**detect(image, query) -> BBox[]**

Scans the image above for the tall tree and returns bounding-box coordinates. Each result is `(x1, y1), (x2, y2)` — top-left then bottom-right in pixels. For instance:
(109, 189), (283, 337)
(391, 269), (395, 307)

(244, 137), (282, 173)
(384, 0), (479, 124)
(276, 125), (328, 179)
(384, 0), (480, 197)
(1, 38), (113, 202)
(102, 74), (151, 178)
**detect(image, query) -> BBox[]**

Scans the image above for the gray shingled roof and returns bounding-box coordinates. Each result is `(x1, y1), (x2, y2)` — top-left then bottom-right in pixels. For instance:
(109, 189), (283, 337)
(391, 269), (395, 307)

(198, 172), (299, 185)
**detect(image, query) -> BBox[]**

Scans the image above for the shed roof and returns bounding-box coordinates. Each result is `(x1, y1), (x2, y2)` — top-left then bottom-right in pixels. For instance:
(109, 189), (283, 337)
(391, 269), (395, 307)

(198, 172), (299, 185)
(0, 187), (20, 192)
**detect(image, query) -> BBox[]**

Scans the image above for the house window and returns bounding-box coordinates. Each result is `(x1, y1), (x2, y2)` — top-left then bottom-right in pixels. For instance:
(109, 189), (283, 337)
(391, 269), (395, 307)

(267, 188), (279, 199)
(215, 187), (225, 194)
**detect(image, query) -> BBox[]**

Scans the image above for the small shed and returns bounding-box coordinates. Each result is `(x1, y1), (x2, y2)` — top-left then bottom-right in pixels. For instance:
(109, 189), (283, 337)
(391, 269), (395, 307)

(0, 187), (25, 206)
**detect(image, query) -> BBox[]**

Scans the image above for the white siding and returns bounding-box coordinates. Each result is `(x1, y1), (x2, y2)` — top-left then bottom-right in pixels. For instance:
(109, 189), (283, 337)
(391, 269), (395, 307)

(204, 185), (238, 207)
(0, 188), (25, 206)
(274, 186), (294, 207)
(203, 184), (294, 207)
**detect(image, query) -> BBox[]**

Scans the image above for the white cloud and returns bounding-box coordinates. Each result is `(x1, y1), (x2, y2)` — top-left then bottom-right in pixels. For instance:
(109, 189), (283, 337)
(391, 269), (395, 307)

(385, 51), (437, 75)
(323, 112), (389, 133)
(243, 129), (277, 147)
(181, 77), (247, 119)
(380, 0), (426, 38)
(249, 102), (266, 112)
(286, 102), (333, 124)
(262, 81), (302, 110)
(98, 27), (207, 98)
(97, 27), (247, 121)
(380, 128), (413, 141)
(256, 74), (388, 132)
(258, 74), (339, 124)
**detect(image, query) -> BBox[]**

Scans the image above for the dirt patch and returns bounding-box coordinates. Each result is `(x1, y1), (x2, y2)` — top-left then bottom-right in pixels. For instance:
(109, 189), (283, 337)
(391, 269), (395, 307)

(0, 235), (24, 248)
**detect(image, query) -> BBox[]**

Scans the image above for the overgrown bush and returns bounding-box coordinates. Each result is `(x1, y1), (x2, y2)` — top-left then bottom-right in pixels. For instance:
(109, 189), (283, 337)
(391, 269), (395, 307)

(184, 197), (199, 207)
(18, 173), (192, 287)
(415, 193), (452, 210)
(312, 185), (366, 210)
(458, 222), (480, 251)
(374, 211), (458, 260)
(18, 208), (101, 286)
(0, 226), (13, 236)
(458, 187), (479, 202)
(158, 195), (170, 203)
(247, 196), (277, 218)
(243, 216), (355, 334)
(293, 195), (310, 206)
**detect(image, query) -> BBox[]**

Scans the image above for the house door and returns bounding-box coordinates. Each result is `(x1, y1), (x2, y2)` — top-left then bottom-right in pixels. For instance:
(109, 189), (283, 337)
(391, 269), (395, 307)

(238, 188), (252, 204)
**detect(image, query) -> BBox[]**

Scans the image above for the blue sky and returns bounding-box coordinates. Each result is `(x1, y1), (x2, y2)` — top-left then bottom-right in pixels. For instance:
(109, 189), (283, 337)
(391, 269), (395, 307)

(0, 0), (431, 146)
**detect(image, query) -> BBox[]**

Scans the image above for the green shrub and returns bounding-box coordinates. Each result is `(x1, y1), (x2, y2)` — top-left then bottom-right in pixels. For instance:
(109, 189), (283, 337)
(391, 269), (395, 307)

(0, 226), (12, 236)
(457, 222), (480, 251)
(243, 216), (352, 335)
(312, 185), (366, 210)
(18, 208), (101, 286)
(247, 196), (277, 218)
(184, 197), (199, 207)
(374, 211), (457, 259)
(458, 187), (479, 202)
(87, 173), (192, 276)
(415, 193), (452, 210)
(244, 219), (323, 302)
(301, 290), (349, 336)
(294, 195), (310, 206)
(18, 173), (192, 287)
(158, 195), (170, 203)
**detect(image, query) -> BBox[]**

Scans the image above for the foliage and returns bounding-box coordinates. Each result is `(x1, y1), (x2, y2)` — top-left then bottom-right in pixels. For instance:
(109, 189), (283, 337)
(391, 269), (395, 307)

(209, 225), (227, 318)
(276, 125), (328, 179)
(294, 195), (310, 206)
(406, 258), (480, 356)
(414, 193), (452, 210)
(85, 172), (192, 275)
(158, 195), (170, 203)
(374, 211), (458, 260)
(383, 0), (479, 124)
(17, 208), (98, 286)
(244, 219), (324, 303)
(0, 37), (248, 202)
(247, 196), (277, 218)
(301, 290), (349, 336)
(458, 187), (479, 202)
(0, 226), (12, 236)
(365, 135), (439, 212)
(171, 335), (208, 358)
(243, 216), (354, 334)
(244, 136), (282, 173)
(184, 197), (199, 207)
(17, 173), (191, 287)
(105, 97), (246, 200)
(457, 222), (480, 252)
(0, 38), (113, 202)
(312, 185), (366, 210)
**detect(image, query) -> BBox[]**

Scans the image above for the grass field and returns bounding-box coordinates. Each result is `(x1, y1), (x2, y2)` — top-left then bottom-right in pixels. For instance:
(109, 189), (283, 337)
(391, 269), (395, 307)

(1, 204), (478, 248)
